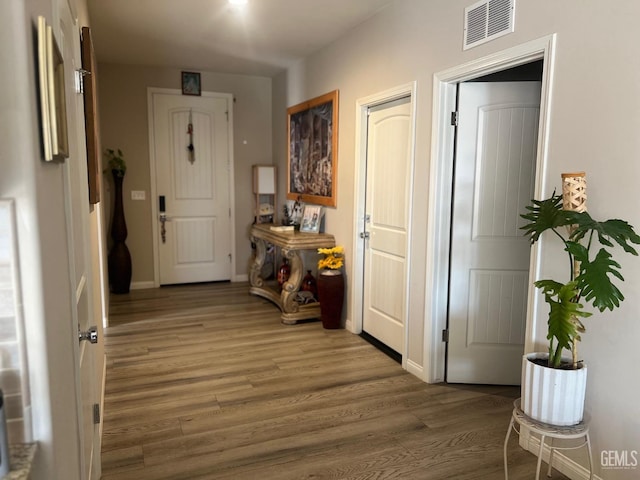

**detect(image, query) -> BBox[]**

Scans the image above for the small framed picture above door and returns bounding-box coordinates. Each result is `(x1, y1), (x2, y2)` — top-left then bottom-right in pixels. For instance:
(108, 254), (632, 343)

(181, 71), (201, 96)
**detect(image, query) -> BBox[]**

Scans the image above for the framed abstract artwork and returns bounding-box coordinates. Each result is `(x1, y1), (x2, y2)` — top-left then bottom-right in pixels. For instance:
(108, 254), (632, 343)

(287, 90), (338, 207)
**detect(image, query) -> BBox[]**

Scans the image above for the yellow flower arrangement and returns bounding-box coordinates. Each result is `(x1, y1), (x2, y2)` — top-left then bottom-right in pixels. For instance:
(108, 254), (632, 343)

(317, 246), (344, 270)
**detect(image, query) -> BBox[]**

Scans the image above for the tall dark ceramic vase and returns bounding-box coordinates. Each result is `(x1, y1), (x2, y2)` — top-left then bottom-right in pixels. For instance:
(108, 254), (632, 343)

(316, 270), (344, 329)
(108, 170), (132, 294)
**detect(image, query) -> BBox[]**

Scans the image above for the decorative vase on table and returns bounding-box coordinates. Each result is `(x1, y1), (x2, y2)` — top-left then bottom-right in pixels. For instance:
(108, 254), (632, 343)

(302, 270), (317, 299)
(277, 258), (290, 288)
(108, 169), (132, 294)
(316, 246), (345, 329)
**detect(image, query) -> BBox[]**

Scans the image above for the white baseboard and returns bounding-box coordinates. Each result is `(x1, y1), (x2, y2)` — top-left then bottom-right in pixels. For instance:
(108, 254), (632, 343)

(232, 274), (248, 282)
(130, 281), (155, 290)
(405, 359), (424, 380)
(520, 428), (602, 480)
(345, 318), (354, 332)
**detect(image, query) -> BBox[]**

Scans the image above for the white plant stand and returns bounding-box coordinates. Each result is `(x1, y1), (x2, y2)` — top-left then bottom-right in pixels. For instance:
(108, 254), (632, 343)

(504, 398), (593, 480)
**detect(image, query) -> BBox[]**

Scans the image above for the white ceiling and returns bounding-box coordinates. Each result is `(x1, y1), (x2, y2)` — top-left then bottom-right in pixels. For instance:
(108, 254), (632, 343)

(87, 0), (395, 77)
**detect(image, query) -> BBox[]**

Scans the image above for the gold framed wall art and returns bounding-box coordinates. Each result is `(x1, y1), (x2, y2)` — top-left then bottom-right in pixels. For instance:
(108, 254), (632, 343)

(287, 90), (338, 207)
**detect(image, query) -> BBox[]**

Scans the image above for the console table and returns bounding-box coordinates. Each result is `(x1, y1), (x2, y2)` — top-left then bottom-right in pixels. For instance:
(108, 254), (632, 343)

(249, 224), (335, 324)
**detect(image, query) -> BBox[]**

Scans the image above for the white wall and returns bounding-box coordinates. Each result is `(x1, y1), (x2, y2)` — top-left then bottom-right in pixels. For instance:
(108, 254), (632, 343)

(98, 64), (273, 285)
(273, 1), (640, 478)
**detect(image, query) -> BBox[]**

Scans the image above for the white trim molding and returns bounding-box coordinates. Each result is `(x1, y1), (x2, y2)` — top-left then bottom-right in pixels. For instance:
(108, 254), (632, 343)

(129, 281), (156, 290)
(424, 35), (557, 383)
(351, 82), (417, 370)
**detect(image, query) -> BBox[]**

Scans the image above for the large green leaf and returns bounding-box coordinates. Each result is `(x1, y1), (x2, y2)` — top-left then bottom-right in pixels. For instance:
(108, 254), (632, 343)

(520, 193), (573, 244)
(576, 248), (625, 312)
(569, 212), (640, 255)
(535, 280), (592, 367)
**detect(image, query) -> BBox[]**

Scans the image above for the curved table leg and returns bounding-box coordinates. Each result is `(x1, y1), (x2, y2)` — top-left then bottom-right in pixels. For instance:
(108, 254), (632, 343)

(536, 434), (546, 480)
(504, 414), (515, 480)
(585, 433), (594, 480)
(280, 248), (303, 323)
(249, 235), (266, 288)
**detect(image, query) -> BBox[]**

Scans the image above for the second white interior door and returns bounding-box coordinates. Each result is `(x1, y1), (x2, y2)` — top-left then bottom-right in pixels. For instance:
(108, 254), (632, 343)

(362, 97), (412, 354)
(447, 81), (541, 384)
(151, 91), (232, 285)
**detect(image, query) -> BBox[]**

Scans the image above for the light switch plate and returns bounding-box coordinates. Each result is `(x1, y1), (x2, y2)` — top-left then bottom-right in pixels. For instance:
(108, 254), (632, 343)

(131, 190), (146, 200)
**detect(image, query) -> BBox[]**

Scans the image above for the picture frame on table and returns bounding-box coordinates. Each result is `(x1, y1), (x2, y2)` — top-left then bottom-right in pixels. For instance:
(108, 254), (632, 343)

(284, 199), (304, 226)
(287, 90), (338, 207)
(300, 205), (323, 234)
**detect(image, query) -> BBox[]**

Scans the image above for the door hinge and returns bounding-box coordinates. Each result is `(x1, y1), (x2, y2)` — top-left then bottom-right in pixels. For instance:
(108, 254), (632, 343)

(228, 253), (232, 263)
(442, 329), (449, 342)
(450, 111), (458, 127)
(93, 403), (101, 424)
(75, 68), (91, 94)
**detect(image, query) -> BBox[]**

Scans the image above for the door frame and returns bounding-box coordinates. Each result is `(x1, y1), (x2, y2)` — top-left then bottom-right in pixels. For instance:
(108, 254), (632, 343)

(424, 35), (557, 383)
(351, 82), (417, 368)
(147, 88), (237, 287)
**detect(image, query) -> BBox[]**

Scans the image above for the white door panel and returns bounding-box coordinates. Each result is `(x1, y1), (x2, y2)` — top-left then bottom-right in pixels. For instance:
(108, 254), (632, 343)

(447, 81), (541, 385)
(151, 93), (232, 285)
(363, 98), (411, 354)
(59, 3), (102, 477)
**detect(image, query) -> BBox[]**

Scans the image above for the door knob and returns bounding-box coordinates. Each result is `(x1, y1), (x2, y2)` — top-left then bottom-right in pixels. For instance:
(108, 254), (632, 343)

(79, 326), (98, 344)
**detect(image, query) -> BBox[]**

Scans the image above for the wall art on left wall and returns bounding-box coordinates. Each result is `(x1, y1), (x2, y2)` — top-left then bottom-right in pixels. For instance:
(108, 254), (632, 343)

(37, 16), (69, 161)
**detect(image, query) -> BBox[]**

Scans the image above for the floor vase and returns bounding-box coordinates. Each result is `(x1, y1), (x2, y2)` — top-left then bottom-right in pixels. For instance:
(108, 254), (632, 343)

(108, 170), (132, 294)
(317, 270), (344, 329)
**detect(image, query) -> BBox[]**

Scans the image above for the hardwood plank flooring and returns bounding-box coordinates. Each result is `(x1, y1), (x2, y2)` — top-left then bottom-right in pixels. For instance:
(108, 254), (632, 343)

(101, 282), (567, 479)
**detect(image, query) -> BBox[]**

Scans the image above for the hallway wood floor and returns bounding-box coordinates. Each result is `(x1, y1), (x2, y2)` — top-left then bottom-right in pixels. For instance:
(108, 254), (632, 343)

(101, 282), (566, 480)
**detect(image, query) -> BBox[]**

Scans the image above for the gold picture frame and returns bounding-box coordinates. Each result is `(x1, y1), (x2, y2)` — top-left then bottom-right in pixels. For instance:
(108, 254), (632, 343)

(287, 90), (338, 207)
(38, 16), (69, 161)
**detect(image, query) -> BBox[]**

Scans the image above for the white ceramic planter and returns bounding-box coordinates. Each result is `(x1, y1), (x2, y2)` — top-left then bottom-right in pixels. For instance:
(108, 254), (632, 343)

(521, 353), (587, 426)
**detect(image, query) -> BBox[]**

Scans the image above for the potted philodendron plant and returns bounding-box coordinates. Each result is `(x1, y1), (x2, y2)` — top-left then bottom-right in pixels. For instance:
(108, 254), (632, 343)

(519, 173), (640, 425)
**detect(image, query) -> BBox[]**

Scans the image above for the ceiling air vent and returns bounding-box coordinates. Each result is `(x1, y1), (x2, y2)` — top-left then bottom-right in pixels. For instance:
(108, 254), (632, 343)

(464, 0), (515, 50)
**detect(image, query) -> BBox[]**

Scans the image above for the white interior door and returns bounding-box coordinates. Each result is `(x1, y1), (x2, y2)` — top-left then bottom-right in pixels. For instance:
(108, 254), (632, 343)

(59, 3), (102, 478)
(447, 81), (541, 385)
(362, 97), (412, 354)
(151, 92), (232, 285)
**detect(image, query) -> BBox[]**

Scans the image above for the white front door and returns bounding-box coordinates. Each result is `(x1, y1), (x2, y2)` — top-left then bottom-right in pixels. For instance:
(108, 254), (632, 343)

(447, 81), (541, 385)
(150, 92), (232, 285)
(59, 3), (103, 478)
(362, 97), (412, 354)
